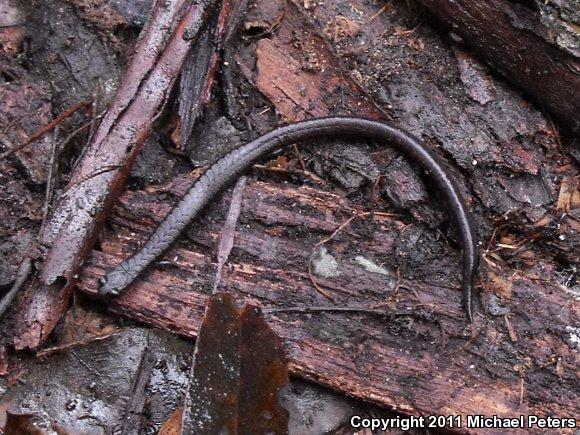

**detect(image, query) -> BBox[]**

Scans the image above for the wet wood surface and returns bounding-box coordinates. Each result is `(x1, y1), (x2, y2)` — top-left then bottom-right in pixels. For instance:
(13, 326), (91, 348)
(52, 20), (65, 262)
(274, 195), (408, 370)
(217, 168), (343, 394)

(1, 0), (577, 432)
(8, 0), (220, 350)
(79, 173), (578, 433)
(418, 0), (580, 131)
(73, 0), (578, 431)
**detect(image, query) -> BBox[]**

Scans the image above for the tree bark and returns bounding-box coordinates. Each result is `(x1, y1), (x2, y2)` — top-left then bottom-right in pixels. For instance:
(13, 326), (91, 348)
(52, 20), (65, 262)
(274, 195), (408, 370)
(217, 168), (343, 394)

(418, 0), (580, 132)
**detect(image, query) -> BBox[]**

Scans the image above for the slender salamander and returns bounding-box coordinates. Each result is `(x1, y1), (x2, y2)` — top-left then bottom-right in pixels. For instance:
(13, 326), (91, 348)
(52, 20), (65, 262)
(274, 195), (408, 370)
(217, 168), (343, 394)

(99, 117), (479, 320)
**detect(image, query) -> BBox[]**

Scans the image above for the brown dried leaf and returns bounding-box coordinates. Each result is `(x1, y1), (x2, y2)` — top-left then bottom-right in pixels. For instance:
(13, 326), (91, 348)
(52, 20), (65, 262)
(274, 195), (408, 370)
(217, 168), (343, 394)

(158, 408), (183, 435)
(267, 155), (289, 169)
(181, 292), (289, 434)
(486, 270), (513, 299)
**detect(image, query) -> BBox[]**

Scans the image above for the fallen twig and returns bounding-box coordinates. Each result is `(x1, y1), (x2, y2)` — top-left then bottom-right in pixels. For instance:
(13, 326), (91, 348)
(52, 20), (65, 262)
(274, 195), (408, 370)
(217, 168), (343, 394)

(179, 0), (250, 146)
(42, 127), (60, 221)
(0, 101), (88, 160)
(0, 257), (32, 319)
(266, 305), (439, 323)
(120, 346), (157, 435)
(253, 164), (325, 184)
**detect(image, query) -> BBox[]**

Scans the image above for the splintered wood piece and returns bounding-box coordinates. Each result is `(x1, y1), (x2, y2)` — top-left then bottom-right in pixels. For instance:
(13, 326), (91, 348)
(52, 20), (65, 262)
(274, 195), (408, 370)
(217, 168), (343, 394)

(178, 0), (249, 148)
(120, 347), (158, 435)
(213, 176), (247, 292)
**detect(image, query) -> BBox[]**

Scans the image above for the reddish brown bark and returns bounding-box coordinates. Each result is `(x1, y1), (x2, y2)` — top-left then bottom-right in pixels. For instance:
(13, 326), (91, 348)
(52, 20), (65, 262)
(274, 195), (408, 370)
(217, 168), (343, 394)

(11, 0), (219, 350)
(178, 0), (249, 147)
(78, 175), (578, 433)
(249, 1), (386, 124)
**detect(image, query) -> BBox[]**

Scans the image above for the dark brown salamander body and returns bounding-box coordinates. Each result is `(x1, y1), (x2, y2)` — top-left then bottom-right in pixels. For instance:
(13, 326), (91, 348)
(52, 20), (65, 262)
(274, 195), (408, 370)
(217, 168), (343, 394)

(99, 117), (479, 320)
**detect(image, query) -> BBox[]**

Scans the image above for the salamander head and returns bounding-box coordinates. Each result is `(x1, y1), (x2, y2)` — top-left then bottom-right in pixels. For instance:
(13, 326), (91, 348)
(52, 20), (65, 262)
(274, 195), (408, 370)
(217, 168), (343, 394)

(98, 270), (127, 297)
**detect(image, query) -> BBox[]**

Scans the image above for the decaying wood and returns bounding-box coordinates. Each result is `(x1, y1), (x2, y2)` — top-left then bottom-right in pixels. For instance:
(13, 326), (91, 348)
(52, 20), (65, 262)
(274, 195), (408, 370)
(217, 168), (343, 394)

(246, 0), (577, 262)
(417, 0), (580, 132)
(213, 176), (247, 291)
(246, 1), (386, 125)
(178, 0), (248, 148)
(1, 0), (577, 431)
(78, 175), (578, 432)
(74, 0), (578, 430)
(120, 346), (157, 435)
(9, 0), (219, 350)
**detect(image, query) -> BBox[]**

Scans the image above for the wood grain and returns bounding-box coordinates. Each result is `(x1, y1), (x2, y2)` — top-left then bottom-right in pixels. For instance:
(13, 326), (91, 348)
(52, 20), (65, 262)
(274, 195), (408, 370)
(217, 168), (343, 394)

(79, 175), (578, 434)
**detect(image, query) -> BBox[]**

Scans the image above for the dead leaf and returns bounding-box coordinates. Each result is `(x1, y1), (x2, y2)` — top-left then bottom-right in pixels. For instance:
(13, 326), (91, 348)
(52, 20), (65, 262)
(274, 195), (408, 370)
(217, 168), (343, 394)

(158, 408), (183, 435)
(486, 270), (513, 298)
(181, 292), (289, 434)
(556, 176), (579, 211)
